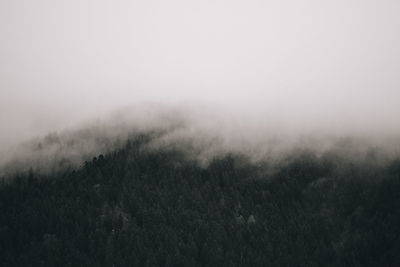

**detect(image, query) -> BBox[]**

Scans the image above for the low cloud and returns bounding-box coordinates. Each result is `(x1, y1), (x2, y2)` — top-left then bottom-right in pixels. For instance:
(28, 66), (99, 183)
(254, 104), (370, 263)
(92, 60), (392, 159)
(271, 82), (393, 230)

(1, 103), (399, 176)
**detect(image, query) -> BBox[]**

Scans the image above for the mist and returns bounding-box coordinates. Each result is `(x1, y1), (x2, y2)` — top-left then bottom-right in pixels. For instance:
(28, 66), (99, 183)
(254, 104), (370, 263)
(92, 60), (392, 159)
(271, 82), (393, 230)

(1, 0), (400, 166)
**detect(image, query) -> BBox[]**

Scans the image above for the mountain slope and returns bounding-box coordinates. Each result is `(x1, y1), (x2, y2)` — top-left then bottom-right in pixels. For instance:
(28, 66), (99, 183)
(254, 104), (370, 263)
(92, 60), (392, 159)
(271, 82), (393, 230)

(1, 133), (400, 266)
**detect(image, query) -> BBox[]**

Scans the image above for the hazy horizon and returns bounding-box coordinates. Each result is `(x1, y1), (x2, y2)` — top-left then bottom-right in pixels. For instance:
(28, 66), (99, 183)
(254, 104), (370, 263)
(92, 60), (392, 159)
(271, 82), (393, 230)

(1, 0), (400, 152)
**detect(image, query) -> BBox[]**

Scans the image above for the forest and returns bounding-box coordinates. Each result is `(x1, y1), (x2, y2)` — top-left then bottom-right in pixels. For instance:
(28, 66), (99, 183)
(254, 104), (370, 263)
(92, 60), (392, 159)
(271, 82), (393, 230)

(1, 132), (400, 266)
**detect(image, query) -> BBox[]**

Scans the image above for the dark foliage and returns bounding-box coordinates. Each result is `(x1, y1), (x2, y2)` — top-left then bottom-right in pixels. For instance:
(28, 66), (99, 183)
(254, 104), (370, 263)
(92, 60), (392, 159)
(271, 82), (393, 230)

(1, 134), (400, 266)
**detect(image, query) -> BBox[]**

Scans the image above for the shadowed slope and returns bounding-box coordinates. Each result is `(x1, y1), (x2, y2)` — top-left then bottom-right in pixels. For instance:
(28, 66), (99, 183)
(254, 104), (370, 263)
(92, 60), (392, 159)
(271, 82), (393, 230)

(1, 133), (400, 266)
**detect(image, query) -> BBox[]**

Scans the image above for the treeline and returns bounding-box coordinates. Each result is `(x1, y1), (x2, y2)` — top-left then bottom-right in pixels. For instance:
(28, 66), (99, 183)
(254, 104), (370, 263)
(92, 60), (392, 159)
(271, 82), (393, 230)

(0, 133), (400, 266)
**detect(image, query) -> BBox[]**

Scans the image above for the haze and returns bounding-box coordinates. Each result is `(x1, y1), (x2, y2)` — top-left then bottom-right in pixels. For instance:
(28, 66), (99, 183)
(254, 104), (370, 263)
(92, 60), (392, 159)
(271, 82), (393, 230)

(1, 0), (400, 152)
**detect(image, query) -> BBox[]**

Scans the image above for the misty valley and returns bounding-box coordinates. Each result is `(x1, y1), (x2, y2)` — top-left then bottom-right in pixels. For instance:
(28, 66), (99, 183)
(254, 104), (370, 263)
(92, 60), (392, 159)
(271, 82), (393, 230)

(1, 126), (399, 267)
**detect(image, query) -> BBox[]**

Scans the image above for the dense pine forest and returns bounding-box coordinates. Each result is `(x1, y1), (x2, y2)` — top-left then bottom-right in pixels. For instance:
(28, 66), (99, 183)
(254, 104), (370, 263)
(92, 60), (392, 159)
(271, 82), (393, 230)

(1, 132), (400, 266)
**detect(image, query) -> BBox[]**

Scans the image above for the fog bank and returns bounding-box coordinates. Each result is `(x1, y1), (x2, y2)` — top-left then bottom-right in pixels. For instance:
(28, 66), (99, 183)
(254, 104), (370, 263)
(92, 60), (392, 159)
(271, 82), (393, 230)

(1, 104), (400, 176)
(1, 0), (400, 166)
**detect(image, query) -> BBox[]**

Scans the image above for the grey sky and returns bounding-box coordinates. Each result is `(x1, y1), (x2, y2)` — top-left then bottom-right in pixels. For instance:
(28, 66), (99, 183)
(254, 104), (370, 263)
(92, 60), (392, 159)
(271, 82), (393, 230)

(1, 0), (400, 149)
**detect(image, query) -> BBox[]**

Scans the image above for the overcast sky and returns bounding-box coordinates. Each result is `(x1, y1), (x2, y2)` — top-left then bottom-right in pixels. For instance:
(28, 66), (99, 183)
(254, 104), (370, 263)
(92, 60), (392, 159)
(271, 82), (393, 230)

(1, 0), (400, 149)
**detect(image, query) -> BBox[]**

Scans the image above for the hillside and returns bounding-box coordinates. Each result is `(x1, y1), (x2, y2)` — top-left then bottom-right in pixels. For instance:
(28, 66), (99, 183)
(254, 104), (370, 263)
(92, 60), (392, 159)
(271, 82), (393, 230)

(1, 133), (400, 266)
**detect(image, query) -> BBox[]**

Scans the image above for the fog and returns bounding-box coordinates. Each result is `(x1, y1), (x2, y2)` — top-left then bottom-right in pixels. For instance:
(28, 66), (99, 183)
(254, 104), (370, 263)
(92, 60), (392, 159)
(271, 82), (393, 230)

(1, 0), (400, 157)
